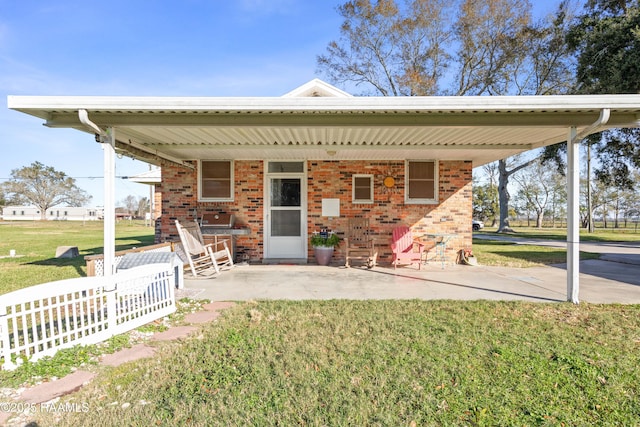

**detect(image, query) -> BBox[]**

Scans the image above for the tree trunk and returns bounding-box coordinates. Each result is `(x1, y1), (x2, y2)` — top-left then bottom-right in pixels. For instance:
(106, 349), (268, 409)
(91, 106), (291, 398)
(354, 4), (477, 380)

(497, 160), (514, 233)
(497, 158), (537, 233)
(536, 211), (544, 228)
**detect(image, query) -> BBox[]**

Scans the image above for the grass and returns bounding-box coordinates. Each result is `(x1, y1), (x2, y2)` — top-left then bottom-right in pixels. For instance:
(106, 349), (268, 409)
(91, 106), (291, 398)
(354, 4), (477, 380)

(0, 220), (155, 294)
(472, 239), (600, 267)
(0, 298), (208, 388)
(31, 300), (640, 426)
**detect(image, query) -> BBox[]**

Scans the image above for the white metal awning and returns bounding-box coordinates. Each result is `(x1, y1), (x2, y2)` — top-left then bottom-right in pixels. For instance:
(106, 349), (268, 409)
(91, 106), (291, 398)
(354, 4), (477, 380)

(8, 93), (640, 167)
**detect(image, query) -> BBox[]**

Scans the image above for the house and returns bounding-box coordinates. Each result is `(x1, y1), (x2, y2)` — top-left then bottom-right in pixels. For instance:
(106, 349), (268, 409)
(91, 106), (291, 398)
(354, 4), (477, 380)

(127, 168), (162, 223)
(2, 206), (103, 221)
(8, 79), (640, 301)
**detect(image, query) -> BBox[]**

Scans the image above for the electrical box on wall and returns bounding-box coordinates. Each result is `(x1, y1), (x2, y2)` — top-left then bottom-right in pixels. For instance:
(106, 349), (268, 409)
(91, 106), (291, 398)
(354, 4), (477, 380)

(321, 198), (340, 218)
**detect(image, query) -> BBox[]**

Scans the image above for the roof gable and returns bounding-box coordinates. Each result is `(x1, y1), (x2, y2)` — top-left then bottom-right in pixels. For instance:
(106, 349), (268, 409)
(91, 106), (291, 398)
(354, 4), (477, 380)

(282, 78), (353, 98)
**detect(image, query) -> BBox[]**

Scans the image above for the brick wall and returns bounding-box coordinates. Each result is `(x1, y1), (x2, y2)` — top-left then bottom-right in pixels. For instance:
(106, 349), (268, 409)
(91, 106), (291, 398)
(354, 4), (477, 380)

(156, 160), (472, 265)
(307, 160), (472, 263)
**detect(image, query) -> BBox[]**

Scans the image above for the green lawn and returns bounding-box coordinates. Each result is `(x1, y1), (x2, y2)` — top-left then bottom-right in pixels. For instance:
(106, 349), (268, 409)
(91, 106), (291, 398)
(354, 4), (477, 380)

(0, 220), (155, 294)
(33, 300), (640, 426)
(471, 239), (600, 267)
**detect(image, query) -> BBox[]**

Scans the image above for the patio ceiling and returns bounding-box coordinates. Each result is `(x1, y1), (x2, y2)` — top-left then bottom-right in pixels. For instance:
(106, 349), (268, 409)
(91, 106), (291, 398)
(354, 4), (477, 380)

(8, 92), (640, 168)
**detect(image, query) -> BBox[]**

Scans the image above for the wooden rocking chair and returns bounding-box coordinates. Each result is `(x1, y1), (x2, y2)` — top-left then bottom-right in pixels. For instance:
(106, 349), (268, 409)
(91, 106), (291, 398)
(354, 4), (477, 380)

(391, 225), (426, 270)
(344, 217), (378, 268)
(175, 219), (234, 277)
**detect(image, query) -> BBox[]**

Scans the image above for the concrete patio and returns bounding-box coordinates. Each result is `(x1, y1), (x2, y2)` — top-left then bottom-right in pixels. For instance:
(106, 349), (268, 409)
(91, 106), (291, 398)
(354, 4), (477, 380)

(183, 255), (640, 304)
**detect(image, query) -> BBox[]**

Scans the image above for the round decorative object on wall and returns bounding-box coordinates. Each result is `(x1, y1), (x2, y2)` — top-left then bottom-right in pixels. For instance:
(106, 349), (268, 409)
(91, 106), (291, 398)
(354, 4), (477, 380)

(383, 176), (395, 188)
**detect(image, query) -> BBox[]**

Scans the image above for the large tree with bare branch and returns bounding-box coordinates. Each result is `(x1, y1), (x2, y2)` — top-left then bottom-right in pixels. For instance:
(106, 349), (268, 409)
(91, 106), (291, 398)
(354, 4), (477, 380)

(2, 162), (91, 220)
(318, 0), (576, 231)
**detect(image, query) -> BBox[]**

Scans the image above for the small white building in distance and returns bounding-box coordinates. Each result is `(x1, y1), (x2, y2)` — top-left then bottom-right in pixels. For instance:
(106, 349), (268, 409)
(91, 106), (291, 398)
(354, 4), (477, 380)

(1, 206), (103, 221)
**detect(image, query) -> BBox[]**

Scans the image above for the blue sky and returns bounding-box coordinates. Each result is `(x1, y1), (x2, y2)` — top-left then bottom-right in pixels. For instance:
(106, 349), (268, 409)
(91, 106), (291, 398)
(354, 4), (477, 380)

(1, 0), (564, 206)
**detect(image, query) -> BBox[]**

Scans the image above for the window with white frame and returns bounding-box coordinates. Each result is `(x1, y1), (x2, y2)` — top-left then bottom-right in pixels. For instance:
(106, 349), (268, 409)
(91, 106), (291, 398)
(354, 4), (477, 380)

(352, 174), (374, 203)
(199, 160), (233, 201)
(405, 160), (438, 204)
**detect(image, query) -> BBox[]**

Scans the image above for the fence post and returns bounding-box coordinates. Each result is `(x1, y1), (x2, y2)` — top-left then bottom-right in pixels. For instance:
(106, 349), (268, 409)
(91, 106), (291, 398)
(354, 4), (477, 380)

(104, 274), (117, 333)
(0, 304), (17, 371)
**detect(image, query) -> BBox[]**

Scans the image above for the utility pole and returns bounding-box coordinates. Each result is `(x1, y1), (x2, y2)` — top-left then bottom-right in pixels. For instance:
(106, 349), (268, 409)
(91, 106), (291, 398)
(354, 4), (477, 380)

(587, 143), (594, 232)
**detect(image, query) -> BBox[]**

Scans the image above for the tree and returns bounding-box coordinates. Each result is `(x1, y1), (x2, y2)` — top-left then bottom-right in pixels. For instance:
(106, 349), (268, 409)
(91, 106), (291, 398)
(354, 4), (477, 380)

(566, 0), (640, 192)
(568, 0), (640, 95)
(453, 0), (531, 96)
(122, 195), (138, 216)
(548, 170), (567, 227)
(137, 197), (150, 219)
(512, 158), (563, 228)
(472, 181), (499, 224)
(2, 162), (91, 220)
(492, 0), (577, 232)
(318, 0), (577, 232)
(317, 0), (453, 95)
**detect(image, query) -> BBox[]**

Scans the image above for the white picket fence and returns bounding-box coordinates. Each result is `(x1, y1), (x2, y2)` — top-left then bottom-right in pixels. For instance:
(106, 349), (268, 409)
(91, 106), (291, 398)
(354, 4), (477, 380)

(0, 264), (177, 371)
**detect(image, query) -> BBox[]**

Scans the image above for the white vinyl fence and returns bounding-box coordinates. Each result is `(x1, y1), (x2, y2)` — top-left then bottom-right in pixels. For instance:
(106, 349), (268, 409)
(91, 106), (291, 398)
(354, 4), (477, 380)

(0, 264), (177, 371)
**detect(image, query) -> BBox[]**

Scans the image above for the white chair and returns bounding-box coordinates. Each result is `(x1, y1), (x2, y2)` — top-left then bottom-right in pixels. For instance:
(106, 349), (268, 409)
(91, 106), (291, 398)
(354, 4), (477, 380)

(175, 219), (234, 277)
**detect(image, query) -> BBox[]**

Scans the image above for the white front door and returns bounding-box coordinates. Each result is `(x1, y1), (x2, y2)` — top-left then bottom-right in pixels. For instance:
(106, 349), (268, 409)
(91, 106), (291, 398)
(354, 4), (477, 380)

(264, 161), (307, 260)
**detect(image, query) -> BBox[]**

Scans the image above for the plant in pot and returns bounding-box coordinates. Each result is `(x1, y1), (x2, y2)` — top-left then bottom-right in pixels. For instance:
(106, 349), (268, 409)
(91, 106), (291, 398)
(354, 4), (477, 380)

(310, 232), (340, 266)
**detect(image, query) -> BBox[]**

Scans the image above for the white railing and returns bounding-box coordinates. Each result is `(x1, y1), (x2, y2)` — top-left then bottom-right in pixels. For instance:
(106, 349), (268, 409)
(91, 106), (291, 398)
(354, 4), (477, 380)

(0, 264), (176, 371)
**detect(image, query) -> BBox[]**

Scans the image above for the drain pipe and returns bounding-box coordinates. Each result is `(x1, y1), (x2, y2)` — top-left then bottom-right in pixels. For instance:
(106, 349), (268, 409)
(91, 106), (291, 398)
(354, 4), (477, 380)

(573, 108), (611, 142)
(566, 108), (610, 304)
(79, 109), (105, 137)
(79, 109), (116, 279)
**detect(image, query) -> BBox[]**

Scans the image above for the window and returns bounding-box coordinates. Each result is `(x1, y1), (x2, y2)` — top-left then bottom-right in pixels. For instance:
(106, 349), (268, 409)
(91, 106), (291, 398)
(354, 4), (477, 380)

(352, 174), (373, 203)
(405, 160), (438, 204)
(199, 160), (233, 201)
(268, 161), (304, 173)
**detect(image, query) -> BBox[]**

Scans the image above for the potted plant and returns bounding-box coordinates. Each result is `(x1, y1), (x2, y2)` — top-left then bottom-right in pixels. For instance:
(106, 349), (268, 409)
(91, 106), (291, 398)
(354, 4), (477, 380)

(310, 232), (340, 266)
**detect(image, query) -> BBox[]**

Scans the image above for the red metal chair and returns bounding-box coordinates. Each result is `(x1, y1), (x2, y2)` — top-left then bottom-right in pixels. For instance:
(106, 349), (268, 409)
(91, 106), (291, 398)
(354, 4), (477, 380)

(391, 226), (426, 270)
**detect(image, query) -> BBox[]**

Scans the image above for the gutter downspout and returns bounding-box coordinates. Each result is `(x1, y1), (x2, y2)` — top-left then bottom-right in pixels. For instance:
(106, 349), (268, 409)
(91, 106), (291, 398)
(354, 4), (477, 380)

(79, 109), (116, 279)
(573, 108), (611, 142)
(567, 108), (610, 303)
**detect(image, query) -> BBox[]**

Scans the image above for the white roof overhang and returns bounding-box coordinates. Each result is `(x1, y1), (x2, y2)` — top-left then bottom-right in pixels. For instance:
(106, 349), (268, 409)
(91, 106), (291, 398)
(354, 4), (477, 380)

(8, 94), (640, 168)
